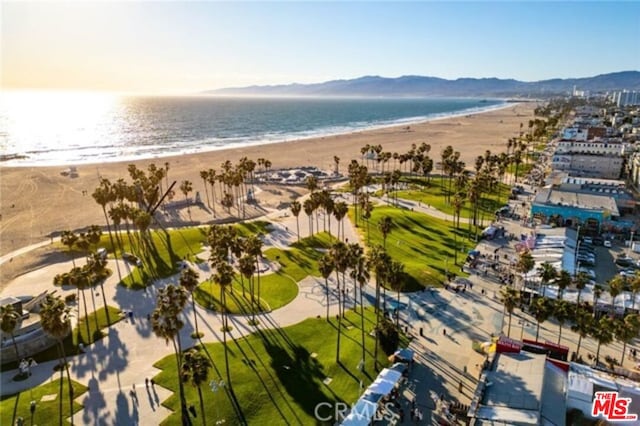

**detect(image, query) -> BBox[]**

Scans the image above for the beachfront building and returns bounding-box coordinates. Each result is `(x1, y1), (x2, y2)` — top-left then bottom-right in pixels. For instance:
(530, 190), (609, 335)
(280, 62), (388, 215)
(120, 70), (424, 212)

(556, 176), (636, 214)
(530, 188), (619, 230)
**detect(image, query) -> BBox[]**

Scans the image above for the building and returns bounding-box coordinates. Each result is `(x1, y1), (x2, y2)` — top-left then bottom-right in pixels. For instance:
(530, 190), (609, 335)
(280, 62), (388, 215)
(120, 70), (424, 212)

(557, 176), (635, 213)
(531, 188), (619, 229)
(612, 90), (640, 107)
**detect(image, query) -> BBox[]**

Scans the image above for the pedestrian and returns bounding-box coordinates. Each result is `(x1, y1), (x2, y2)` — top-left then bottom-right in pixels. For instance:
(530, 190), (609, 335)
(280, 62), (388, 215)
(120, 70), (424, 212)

(145, 378), (149, 387)
(150, 378), (155, 387)
(146, 313), (151, 321)
(443, 329), (446, 336)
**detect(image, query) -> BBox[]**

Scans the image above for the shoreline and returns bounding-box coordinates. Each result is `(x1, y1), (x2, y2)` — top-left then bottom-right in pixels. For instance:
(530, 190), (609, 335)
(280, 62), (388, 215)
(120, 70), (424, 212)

(0, 102), (537, 260)
(2, 99), (511, 168)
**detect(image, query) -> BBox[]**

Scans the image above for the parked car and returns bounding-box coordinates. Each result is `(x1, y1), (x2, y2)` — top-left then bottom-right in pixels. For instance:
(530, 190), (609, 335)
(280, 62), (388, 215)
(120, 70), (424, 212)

(122, 252), (143, 267)
(604, 240), (612, 248)
(582, 237), (593, 245)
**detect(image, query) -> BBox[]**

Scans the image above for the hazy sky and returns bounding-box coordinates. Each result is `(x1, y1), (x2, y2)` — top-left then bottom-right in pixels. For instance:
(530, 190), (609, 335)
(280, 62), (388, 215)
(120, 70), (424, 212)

(2, 1), (639, 94)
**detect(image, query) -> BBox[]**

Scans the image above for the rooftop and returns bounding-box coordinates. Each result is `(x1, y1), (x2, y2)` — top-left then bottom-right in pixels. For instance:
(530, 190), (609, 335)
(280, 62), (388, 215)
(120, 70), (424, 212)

(533, 188), (619, 215)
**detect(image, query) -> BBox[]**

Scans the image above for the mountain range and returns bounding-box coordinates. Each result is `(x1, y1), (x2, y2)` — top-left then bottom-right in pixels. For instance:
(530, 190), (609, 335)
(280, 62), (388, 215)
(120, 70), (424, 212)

(207, 71), (640, 98)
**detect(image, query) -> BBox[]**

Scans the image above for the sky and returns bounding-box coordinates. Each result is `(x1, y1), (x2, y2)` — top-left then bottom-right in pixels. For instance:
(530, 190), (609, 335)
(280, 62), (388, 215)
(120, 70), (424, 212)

(2, 1), (639, 94)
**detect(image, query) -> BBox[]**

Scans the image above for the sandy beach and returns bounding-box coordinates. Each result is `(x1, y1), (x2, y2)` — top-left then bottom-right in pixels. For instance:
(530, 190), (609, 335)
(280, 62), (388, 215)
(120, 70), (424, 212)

(0, 102), (536, 260)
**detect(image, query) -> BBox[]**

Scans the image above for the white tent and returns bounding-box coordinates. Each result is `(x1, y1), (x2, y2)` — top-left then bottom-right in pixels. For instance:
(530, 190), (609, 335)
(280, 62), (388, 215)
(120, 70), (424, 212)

(378, 368), (402, 385)
(340, 398), (377, 426)
(367, 378), (395, 396)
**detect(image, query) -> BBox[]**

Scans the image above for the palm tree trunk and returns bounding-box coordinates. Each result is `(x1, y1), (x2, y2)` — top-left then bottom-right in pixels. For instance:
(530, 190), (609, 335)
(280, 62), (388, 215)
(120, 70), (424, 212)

(396, 289), (401, 329)
(11, 334), (20, 361)
(507, 313), (512, 337)
(325, 278), (330, 321)
(58, 339), (75, 425)
(81, 290), (91, 344)
(621, 341), (627, 366)
(360, 287), (366, 366)
(197, 385), (206, 426)
(295, 217), (300, 242)
(576, 334), (583, 358)
(557, 325), (563, 345)
(191, 295), (199, 336)
(222, 289), (232, 387)
(535, 323), (540, 342)
(596, 342), (602, 363)
(374, 280), (381, 370)
(172, 336), (190, 426)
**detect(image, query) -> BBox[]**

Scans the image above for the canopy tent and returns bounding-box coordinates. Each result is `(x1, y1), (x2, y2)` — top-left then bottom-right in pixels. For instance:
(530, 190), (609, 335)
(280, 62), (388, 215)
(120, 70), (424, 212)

(389, 362), (408, 374)
(340, 398), (377, 426)
(367, 378), (396, 396)
(392, 348), (414, 362)
(378, 368), (403, 385)
(361, 390), (385, 404)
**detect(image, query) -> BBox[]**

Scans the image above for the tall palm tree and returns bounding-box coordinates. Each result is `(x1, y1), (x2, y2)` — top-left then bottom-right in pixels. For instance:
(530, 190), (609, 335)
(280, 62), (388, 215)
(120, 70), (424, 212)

(211, 258), (235, 387)
(244, 235), (264, 315)
(593, 284), (604, 317)
(615, 314), (640, 365)
(556, 270), (571, 301)
(319, 254), (335, 321)
(608, 276), (626, 315)
(516, 251), (535, 292)
(330, 241), (349, 362)
(60, 230), (78, 267)
(500, 286), (520, 337)
(553, 300), (570, 345)
(592, 315), (615, 364)
(290, 200), (302, 242)
(536, 262), (557, 298)
(303, 198), (315, 236)
(0, 304), (21, 360)
(571, 308), (594, 359)
(351, 254), (370, 365)
(179, 267), (201, 337)
(630, 272), (640, 311)
(69, 267), (92, 343)
(40, 294), (74, 425)
(239, 254), (256, 319)
(378, 216), (393, 249)
(181, 348), (212, 426)
(529, 297), (552, 342)
(333, 201), (348, 241)
(199, 170), (211, 208)
(573, 271), (590, 312)
(151, 284), (190, 426)
(387, 260), (405, 328)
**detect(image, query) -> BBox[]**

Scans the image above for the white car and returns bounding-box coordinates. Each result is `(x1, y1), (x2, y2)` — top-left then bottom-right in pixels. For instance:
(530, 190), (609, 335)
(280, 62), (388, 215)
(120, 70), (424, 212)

(604, 240), (612, 248)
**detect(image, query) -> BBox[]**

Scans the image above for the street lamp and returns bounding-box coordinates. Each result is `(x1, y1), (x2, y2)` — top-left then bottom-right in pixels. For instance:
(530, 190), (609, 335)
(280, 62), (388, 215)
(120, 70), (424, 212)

(209, 379), (226, 425)
(30, 400), (36, 426)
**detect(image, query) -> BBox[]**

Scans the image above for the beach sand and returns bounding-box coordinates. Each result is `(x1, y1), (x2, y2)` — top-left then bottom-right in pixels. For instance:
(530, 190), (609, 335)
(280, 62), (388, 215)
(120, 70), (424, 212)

(0, 102), (536, 262)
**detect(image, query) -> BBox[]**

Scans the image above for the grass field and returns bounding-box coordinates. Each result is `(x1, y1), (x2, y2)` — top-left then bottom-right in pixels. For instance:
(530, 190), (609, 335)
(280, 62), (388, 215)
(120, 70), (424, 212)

(194, 233), (335, 315)
(89, 221), (270, 289)
(390, 176), (508, 220)
(153, 308), (404, 425)
(352, 205), (471, 289)
(0, 378), (87, 426)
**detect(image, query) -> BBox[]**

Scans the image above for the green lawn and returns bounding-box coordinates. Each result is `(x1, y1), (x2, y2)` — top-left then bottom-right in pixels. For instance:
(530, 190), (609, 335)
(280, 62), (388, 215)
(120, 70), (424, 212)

(74, 306), (122, 345)
(507, 162), (534, 179)
(0, 378), (87, 426)
(353, 205), (471, 289)
(389, 176), (508, 220)
(153, 308), (403, 425)
(194, 233), (335, 315)
(93, 221), (270, 289)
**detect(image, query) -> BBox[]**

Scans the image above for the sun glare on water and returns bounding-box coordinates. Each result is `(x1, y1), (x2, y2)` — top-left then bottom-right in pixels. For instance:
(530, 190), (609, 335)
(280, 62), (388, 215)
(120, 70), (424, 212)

(0, 91), (122, 163)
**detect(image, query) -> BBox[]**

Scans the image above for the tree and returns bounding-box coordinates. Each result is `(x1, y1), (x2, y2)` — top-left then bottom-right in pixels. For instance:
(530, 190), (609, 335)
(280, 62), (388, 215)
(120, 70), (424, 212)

(181, 348), (212, 426)
(290, 200), (302, 242)
(556, 269), (571, 301)
(367, 245), (389, 370)
(334, 155), (340, 175)
(40, 294), (74, 425)
(615, 314), (640, 365)
(329, 241), (349, 363)
(60, 230), (79, 267)
(333, 201), (348, 241)
(378, 216), (393, 249)
(571, 308), (594, 359)
(0, 304), (21, 360)
(608, 276), (626, 315)
(553, 300), (570, 345)
(536, 262), (557, 298)
(630, 271), (640, 311)
(319, 254), (334, 321)
(180, 180), (193, 205)
(573, 271), (590, 312)
(211, 258), (235, 387)
(592, 315), (614, 364)
(516, 251), (535, 292)
(387, 260), (405, 328)
(303, 198), (315, 236)
(199, 170), (211, 208)
(529, 297), (552, 342)
(152, 284), (190, 426)
(350, 253), (370, 365)
(179, 267), (201, 337)
(500, 286), (520, 337)
(593, 284), (604, 316)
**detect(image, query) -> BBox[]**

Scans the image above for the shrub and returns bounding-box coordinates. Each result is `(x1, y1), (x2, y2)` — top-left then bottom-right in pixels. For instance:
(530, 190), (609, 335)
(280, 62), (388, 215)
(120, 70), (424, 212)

(377, 318), (399, 356)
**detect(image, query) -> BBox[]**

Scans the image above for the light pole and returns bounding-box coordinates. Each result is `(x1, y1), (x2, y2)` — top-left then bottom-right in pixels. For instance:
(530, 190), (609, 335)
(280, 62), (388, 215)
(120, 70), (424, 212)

(209, 379), (226, 425)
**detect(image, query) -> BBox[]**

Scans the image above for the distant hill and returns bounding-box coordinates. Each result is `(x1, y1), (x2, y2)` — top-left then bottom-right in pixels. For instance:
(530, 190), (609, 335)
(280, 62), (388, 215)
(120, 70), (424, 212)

(206, 71), (640, 97)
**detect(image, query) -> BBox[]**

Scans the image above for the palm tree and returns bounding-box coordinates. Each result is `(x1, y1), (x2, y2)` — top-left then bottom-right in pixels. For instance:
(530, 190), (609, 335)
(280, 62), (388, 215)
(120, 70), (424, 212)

(617, 314), (640, 365)
(516, 251), (535, 292)
(199, 170), (211, 208)
(529, 297), (552, 342)
(151, 284), (190, 426)
(630, 272), (640, 311)
(244, 235), (264, 316)
(303, 198), (315, 236)
(571, 308), (594, 359)
(608, 276), (626, 315)
(556, 269), (571, 301)
(330, 241), (349, 362)
(592, 315), (615, 364)
(536, 262), (557, 298)
(69, 267), (92, 343)
(290, 200), (302, 242)
(180, 180), (193, 205)
(378, 216), (393, 249)
(0, 304), (21, 360)
(40, 294), (74, 425)
(573, 271), (590, 312)
(333, 201), (348, 241)
(350, 254), (370, 365)
(179, 267), (201, 337)
(367, 245), (389, 370)
(500, 286), (520, 337)
(334, 155), (340, 175)
(60, 230), (78, 267)
(238, 254), (256, 319)
(553, 300), (570, 345)
(181, 348), (212, 426)
(593, 284), (604, 316)
(387, 260), (405, 328)
(319, 254), (334, 321)
(211, 258), (235, 387)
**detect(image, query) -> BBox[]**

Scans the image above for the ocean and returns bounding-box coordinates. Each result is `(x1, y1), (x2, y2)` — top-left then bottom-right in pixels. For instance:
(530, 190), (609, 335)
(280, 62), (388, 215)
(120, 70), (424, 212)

(0, 92), (505, 167)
